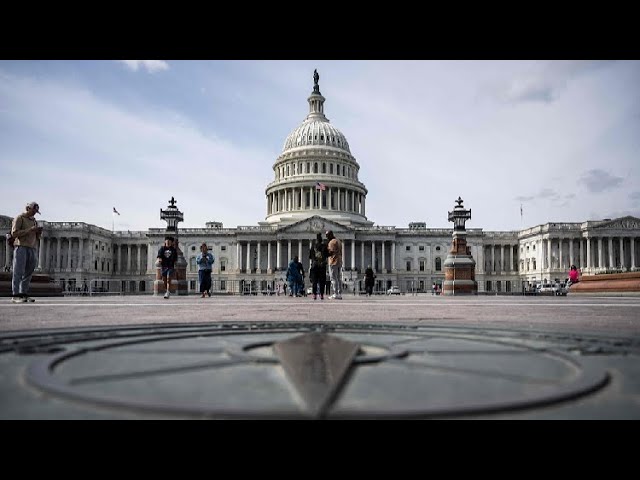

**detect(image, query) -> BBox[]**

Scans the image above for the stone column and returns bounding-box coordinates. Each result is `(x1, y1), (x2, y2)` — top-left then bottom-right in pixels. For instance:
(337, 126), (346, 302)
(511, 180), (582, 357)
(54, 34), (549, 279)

(392, 242), (396, 271)
(287, 240), (292, 264)
(351, 240), (355, 270)
(547, 238), (552, 271)
(298, 240), (302, 263)
(56, 238), (62, 269)
(257, 242), (262, 273)
(608, 237), (613, 269)
(116, 244), (121, 274)
(381, 241), (386, 273)
(586, 238), (591, 269)
(360, 241), (364, 272)
(276, 240), (281, 270)
(558, 239), (563, 271)
(236, 241), (241, 271)
(38, 235), (45, 270)
(620, 237), (625, 269)
(65, 238), (71, 270)
(246, 241), (251, 273)
(598, 237), (603, 269)
(147, 243), (156, 273)
(136, 245), (141, 274)
(328, 187), (332, 210)
(371, 241), (376, 272)
(569, 239), (574, 268)
(631, 238), (636, 270)
(500, 245), (504, 273)
(78, 237), (84, 271)
(126, 244), (131, 273)
(267, 241), (272, 272)
(362, 196), (366, 216)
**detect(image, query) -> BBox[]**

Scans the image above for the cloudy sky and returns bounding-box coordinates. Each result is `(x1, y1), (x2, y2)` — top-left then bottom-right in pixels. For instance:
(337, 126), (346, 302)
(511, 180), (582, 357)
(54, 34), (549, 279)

(1, 60), (638, 232)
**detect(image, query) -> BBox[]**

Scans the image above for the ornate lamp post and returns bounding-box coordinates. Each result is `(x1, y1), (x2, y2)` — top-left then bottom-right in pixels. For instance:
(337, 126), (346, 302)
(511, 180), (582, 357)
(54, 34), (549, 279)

(443, 197), (478, 295)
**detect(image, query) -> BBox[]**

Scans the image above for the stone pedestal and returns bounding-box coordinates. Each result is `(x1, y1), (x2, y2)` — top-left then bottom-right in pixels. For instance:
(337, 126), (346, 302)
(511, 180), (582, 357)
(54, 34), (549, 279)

(0, 272), (63, 297)
(443, 237), (478, 295)
(570, 272), (640, 295)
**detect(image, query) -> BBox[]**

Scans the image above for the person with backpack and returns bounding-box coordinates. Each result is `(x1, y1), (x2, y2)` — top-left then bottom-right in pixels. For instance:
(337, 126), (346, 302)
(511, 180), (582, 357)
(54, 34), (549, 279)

(364, 265), (376, 297)
(309, 232), (328, 300)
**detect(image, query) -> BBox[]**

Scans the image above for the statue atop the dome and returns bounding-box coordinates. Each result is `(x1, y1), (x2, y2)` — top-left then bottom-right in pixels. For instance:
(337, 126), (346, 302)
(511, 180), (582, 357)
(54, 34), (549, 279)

(313, 69), (320, 94)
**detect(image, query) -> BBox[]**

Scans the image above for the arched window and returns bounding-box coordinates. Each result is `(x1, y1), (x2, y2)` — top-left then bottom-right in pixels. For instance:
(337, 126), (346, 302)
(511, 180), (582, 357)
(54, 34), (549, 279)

(330, 164), (334, 174)
(190, 257), (197, 272)
(322, 163), (326, 173)
(314, 162), (318, 173)
(299, 163), (302, 174)
(286, 165), (290, 176)
(435, 257), (442, 271)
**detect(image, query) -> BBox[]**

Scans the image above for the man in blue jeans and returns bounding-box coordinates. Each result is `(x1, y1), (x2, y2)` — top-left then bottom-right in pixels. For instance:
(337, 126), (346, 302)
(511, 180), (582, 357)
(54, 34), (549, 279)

(10, 202), (43, 303)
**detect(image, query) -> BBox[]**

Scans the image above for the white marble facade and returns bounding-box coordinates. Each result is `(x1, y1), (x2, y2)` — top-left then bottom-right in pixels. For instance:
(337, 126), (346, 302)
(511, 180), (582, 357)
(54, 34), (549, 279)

(2, 79), (639, 294)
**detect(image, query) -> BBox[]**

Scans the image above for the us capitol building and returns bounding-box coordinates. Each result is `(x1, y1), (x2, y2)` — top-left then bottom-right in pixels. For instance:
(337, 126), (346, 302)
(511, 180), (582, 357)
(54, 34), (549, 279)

(2, 72), (640, 294)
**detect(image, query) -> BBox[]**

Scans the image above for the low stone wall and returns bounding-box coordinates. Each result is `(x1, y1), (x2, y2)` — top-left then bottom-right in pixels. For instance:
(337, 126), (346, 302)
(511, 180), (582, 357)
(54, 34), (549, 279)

(0, 272), (64, 297)
(570, 272), (640, 295)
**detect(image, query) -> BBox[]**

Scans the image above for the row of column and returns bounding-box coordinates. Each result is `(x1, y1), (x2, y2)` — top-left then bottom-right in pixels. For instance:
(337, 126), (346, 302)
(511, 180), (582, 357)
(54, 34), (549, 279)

(235, 239), (396, 273)
(545, 236), (638, 271)
(267, 187), (365, 215)
(484, 244), (518, 273)
(25, 237), (148, 274)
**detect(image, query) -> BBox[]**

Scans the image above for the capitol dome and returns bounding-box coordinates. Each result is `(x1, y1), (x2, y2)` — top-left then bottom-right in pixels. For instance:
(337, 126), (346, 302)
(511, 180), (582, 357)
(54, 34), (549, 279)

(262, 70), (372, 228)
(282, 117), (351, 154)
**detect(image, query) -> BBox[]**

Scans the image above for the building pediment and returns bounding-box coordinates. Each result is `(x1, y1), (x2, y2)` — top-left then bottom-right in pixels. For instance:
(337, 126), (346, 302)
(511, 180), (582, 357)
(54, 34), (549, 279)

(593, 216), (640, 230)
(279, 215), (351, 234)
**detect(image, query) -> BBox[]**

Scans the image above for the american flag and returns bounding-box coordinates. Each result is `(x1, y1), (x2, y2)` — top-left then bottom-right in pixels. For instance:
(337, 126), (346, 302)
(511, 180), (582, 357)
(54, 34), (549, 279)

(315, 182), (326, 191)
(113, 207), (121, 215)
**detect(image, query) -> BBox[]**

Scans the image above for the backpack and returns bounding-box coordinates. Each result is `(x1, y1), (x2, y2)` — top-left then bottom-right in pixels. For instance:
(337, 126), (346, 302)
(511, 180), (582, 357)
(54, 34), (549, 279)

(312, 244), (326, 268)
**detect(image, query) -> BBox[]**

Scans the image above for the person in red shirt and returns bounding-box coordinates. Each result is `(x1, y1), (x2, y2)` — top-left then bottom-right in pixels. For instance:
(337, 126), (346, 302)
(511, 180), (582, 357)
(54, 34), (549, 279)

(568, 265), (580, 287)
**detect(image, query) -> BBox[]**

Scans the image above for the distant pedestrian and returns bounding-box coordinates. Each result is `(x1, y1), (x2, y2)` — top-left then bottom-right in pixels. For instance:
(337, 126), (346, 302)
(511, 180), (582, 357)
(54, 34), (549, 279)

(432, 283), (437, 295)
(364, 265), (375, 297)
(309, 232), (328, 300)
(325, 230), (342, 299)
(196, 243), (214, 298)
(10, 201), (43, 303)
(157, 236), (178, 299)
(296, 256), (306, 296)
(287, 256), (303, 297)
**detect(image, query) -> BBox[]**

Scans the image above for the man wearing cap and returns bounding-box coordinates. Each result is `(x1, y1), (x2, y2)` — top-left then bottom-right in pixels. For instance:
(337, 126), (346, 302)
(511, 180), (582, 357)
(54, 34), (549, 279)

(10, 202), (43, 303)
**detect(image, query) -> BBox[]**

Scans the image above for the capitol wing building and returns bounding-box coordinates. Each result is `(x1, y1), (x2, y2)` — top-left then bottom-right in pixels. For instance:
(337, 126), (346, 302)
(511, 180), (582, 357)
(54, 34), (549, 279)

(2, 75), (640, 294)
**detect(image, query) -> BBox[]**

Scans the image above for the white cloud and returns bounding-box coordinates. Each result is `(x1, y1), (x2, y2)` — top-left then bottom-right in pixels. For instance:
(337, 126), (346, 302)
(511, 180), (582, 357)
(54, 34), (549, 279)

(119, 60), (169, 73)
(0, 71), (271, 230)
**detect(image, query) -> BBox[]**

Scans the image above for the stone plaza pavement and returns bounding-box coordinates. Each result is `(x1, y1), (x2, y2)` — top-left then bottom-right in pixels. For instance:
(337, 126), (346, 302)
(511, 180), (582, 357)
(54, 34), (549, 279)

(1, 294), (639, 334)
(1, 294), (639, 419)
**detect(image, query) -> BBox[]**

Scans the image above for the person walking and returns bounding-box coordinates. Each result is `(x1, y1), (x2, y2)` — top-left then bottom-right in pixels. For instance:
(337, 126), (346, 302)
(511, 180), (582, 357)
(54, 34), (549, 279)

(364, 265), (375, 297)
(325, 230), (342, 299)
(196, 243), (215, 298)
(157, 236), (178, 299)
(10, 202), (43, 303)
(309, 232), (328, 300)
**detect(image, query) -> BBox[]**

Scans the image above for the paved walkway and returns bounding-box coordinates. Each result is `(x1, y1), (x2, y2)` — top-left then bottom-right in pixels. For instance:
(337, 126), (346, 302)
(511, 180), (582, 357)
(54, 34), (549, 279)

(2, 294), (639, 335)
